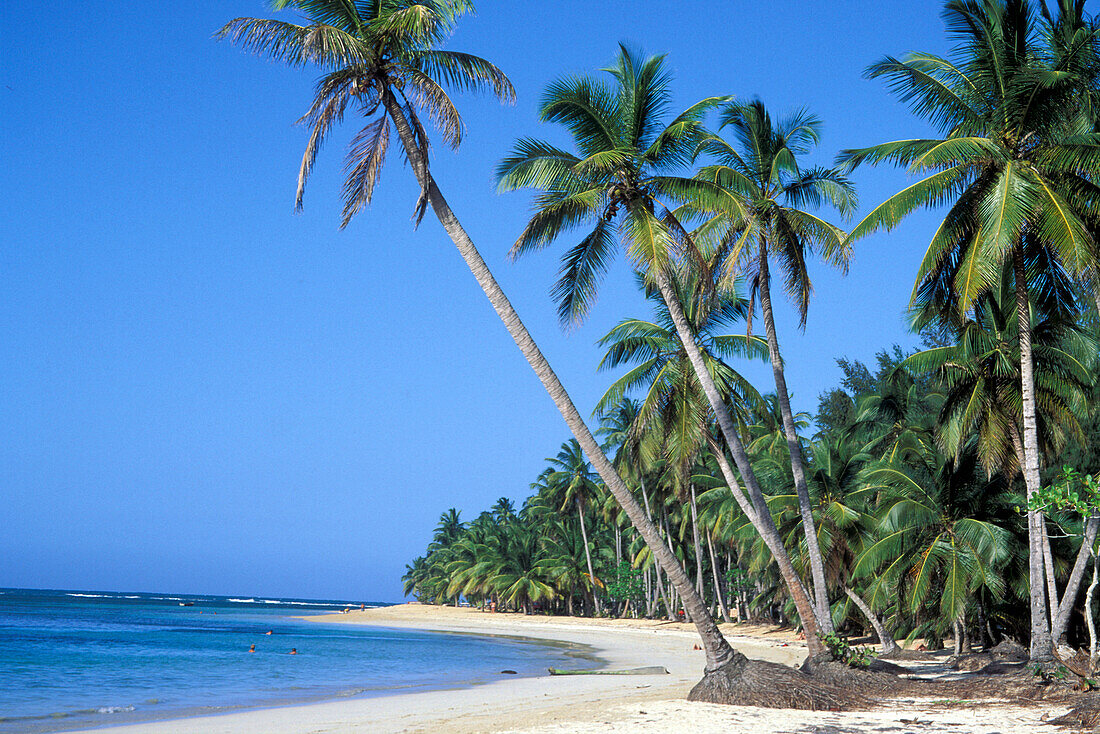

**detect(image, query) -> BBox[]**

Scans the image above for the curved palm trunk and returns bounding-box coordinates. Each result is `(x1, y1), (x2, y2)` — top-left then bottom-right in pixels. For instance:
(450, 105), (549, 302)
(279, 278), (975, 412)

(380, 91), (736, 671)
(757, 251), (834, 633)
(842, 585), (898, 655)
(575, 497), (599, 615)
(1014, 250), (1054, 662)
(653, 267), (825, 654)
(1051, 515), (1100, 644)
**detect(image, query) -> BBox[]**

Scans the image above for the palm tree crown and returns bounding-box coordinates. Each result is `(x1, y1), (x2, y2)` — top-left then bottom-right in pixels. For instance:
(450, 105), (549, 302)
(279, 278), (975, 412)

(219, 0), (513, 225)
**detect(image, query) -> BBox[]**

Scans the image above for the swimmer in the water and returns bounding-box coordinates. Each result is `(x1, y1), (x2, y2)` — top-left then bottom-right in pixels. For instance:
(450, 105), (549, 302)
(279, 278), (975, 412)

(289, 648), (298, 655)
(265, 630), (273, 635)
(248, 644), (256, 653)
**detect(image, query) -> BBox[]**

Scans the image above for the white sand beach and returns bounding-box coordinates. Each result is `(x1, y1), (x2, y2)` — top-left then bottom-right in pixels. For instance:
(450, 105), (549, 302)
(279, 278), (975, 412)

(73, 603), (1077, 733)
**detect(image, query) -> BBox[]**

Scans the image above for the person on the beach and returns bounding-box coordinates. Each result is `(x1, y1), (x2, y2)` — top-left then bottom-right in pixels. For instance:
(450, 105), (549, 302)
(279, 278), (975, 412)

(248, 644), (255, 653)
(289, 648), (298, 655)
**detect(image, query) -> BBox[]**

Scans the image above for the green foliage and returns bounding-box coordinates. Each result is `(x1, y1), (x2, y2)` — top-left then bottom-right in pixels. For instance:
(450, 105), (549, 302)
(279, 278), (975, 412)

(605, 562), (645, 604)
(1029, 466), (1100, 518)
(220, 0), (513, 227)
(817, 632), (877, 669)
(1031, 664), (1071, 683)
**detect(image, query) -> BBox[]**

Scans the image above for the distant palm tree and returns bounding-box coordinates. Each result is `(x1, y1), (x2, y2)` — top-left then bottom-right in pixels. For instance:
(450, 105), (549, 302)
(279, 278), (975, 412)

(858, 453), (1014, 654)
(541, 441), (604, 614)
(596, 271), (766, 607)
(221, 2), (717, 662)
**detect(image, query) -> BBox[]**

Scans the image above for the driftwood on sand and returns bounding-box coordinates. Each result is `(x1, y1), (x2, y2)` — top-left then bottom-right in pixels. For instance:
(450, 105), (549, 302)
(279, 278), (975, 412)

(548, 666), (670, 675)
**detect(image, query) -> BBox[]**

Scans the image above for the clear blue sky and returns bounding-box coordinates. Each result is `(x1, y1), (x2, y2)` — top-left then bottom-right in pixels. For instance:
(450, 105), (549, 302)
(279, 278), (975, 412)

(1, 1), (951, 602)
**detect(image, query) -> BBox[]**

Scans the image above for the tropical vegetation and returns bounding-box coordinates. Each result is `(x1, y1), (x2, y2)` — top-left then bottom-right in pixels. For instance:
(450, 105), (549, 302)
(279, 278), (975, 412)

(223, 0), (1100, 698)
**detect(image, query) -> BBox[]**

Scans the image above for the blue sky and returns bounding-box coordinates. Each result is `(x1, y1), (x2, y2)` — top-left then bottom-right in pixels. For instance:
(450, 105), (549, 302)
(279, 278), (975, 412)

(2, 1), (951, 601)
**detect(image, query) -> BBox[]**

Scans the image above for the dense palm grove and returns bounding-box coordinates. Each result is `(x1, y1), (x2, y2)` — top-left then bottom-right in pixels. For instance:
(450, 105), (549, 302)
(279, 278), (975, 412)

(224, 0), (1100, 682)
(406, 300), (1100, 652)
(396, 0), (1100, 660)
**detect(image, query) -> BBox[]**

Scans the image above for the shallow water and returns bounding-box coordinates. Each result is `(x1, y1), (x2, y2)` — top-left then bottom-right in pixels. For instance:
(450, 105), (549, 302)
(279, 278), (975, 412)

(0, 588), (594, 733)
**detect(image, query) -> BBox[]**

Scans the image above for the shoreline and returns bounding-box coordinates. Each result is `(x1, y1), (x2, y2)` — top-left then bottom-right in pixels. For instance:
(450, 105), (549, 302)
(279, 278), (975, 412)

(67, 604), (801, 734)
(68, 604), (1077, 733)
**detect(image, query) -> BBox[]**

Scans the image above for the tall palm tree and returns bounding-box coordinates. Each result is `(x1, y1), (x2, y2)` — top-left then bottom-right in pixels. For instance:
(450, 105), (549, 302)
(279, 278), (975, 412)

(839, 0), (1100, 660)
(497, 45), (831, 656)
(904, 274), (1097, 644)
(691, 100), (858, 628)
(220, 4), (736, 670)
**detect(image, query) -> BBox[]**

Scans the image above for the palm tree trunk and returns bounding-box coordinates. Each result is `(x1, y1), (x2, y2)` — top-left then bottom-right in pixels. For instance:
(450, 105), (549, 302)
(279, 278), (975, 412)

(662, 510), (682, 621)
(842, 585), (899, 655)
(1088, 552), (1099, 673)
(380, 91), (738, 672)
(690, 485), (705, 598)
(640, 478), (674, 619)
(651, 265), (824, 653)
(1014, 250), (1054, 662)
(708, 531), (733, 623)
(1051, 515), (1100, 644)
(576, 497), (599, 615)
(614, 523), (621, 568)
(757, 251), (833, 633)
(1042, 522), (1059, 629)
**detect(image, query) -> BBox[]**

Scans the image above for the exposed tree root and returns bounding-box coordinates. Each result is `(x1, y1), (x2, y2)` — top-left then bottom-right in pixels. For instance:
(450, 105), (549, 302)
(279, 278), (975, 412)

(1050, 694), (1100, 729)
(878, 647), (932, 661)
(800, 654), (913, 694)
(688, 644), (1096, 716)
(687, 653), (871, 710)
(989, 639), (1029, 662)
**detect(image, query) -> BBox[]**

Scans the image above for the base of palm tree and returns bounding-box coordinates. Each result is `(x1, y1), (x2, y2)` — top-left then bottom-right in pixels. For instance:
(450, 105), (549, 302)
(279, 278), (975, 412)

(686, 653), (872, 710)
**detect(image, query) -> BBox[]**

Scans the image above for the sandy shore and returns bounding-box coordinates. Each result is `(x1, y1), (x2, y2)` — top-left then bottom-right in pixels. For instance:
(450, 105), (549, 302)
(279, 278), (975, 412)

(72, 603), (1076, 733)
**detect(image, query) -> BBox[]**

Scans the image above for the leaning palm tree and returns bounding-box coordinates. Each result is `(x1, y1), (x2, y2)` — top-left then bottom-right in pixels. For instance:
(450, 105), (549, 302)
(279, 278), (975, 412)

(220, 3), (739, 677)
(497, 46), (837, 671)
(690, 100), (858, 628)
(839, 0), (1100, 661)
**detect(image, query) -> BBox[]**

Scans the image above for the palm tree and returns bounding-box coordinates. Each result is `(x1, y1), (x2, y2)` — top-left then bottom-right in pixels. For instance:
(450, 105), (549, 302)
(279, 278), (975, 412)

(840, 0), (1100, 661)
(431, 508), (465, 548)
(904, 274), (1097, 644)
(857, 452), (1014, 654)
(802, 435), (898, 652)
(498, 45), (831, 659)
(596, 270), (766, 613)
(220, 4), (735, 670)
(541, 441), (604, 614)
(690, 100), (858, 628)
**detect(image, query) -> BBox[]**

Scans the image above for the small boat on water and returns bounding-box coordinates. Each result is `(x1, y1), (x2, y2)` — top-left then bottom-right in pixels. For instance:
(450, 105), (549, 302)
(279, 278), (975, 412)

(178, 602), (194, 607)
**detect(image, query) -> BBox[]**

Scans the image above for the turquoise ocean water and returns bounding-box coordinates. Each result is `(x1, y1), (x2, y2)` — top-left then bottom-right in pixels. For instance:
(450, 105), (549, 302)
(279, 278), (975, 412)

(0, 588), (595, 733)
